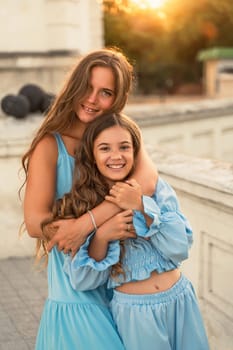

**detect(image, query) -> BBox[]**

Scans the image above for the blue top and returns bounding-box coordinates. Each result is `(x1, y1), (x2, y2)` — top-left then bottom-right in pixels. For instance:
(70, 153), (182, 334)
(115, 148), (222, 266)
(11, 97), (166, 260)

(63, 177), (193, 291)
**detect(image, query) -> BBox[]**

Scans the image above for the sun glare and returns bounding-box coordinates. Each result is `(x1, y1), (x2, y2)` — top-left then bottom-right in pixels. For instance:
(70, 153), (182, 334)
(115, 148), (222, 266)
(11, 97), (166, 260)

(130, 0), (167, 9)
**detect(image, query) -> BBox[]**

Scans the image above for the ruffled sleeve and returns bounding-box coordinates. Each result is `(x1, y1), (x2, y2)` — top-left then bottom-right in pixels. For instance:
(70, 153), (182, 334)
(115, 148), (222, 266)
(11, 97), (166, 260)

(133, 177), (193, 266)
(63, 233), (120, 291)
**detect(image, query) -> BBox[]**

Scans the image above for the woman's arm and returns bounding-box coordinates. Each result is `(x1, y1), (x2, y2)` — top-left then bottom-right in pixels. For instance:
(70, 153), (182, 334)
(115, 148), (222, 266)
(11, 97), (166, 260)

(23, 134), (122, 256)
(23, 135), (57, 239)
(23, 134), (95, 250)
(24, 135), (157, 256)
(133, 140), (158, 196)
(47, 200), (122, 255)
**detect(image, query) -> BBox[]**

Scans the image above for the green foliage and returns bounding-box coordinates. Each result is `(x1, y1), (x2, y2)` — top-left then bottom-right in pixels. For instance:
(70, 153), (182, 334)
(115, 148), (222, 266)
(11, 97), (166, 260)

(103, 0), (233, 94)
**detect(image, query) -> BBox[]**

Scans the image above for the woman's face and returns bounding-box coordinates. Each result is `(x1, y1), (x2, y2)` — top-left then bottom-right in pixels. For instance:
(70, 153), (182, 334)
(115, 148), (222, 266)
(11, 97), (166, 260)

(75, 66), (115, 124)
(93, 125), (134, 185)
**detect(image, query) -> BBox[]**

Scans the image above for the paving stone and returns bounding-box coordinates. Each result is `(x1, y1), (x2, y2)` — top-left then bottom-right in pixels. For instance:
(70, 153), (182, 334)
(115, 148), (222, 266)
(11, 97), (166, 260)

(0, 257), (47, 349)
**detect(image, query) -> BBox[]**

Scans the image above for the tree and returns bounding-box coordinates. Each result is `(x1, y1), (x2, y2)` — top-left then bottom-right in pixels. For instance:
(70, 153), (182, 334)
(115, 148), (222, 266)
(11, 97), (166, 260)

(103, 0), (233, 94)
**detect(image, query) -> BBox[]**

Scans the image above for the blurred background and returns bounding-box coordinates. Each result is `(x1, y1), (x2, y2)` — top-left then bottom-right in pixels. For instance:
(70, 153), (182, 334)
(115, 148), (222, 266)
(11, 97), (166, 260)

(103, 0), (233, 97)
(1, 0), (233, 100)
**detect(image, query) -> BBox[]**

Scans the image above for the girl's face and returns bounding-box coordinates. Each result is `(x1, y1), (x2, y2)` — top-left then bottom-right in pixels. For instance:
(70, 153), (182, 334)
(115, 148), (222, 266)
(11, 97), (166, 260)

(93, 125), (134, 185)
(75, 66), (115, 124)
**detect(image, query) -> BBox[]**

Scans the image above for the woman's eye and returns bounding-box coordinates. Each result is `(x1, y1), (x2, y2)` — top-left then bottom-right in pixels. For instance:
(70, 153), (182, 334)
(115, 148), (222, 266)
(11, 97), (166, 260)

(100, 90), (113, 98)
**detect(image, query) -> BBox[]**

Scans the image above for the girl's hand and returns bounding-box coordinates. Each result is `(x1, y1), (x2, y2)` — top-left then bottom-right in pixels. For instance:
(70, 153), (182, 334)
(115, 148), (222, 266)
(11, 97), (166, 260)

(95, 209), (136, 243)
(88, 210), (136, 261)
(47, 217), (89, 256)
(105, 179), (143, 211)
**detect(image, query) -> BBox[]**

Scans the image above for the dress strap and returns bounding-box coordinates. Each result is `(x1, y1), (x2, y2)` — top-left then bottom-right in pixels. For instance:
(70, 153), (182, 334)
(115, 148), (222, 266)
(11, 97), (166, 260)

(53, 133), (69, 156)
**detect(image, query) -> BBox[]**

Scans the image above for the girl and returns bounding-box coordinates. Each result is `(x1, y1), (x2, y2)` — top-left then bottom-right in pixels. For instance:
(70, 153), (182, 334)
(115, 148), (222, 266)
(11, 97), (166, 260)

(21, 48), (157, 349)
(60, 113), (210, 350)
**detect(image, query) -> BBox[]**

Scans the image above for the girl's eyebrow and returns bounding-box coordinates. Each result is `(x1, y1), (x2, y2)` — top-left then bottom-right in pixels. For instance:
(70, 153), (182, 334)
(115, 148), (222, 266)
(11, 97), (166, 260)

(96, 142), (109, 146)
(96, 140), (132, 147)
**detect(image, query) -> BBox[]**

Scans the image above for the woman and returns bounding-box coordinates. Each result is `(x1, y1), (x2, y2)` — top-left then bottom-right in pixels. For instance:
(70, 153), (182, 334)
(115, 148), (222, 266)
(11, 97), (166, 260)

(21, 48), (157, 349)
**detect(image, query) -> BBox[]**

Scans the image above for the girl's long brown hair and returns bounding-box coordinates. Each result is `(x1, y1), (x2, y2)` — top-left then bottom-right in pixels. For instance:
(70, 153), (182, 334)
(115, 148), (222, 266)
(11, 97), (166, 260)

(41, 113), (141, 278)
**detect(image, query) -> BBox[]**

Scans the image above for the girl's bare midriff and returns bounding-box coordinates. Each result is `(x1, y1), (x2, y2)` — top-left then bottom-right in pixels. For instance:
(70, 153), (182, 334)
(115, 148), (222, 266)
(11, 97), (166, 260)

(115, 269), (181, 294)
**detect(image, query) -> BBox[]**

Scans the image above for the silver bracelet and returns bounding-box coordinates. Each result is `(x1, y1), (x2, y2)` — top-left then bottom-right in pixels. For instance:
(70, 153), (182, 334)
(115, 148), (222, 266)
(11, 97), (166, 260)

(87, 210), (97, 231)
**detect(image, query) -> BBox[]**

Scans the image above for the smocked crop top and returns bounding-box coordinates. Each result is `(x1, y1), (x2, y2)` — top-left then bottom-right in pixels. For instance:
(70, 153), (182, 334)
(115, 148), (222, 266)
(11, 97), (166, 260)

(63, 177), (193, 291)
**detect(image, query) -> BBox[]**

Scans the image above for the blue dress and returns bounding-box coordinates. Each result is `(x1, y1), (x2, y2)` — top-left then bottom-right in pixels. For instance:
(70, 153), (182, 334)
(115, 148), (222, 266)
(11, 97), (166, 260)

(64, 177), (210, 350)
(35, 134), (125, 350)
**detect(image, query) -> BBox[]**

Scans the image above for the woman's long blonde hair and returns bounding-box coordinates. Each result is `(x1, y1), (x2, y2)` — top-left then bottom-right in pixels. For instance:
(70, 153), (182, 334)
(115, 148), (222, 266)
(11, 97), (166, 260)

(20, 48), (134, 192)
(41, 113), (141, 277)
(19, 48), (134, 260)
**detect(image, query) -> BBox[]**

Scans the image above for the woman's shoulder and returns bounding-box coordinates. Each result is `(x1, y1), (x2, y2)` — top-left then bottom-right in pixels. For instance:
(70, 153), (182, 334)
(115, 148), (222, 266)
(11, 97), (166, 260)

(36, 133), (57, 148)
(32, 133), (58, 164)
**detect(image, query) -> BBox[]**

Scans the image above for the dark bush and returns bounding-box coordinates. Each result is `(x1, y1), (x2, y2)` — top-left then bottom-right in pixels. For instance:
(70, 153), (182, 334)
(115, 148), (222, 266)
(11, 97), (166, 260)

(19, 83), (45, 112)
(1, 94), (30, 119)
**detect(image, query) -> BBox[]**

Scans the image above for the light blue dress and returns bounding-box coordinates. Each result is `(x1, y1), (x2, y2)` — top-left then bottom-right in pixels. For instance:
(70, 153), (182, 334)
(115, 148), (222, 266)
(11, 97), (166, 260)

(35, 133), (125, 350)
(64, 177), (210, 350)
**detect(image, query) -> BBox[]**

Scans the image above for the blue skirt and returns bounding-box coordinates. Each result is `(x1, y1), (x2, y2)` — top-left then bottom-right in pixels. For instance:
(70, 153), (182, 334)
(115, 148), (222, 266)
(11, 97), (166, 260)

(35, 247), (125, 349)
(110, 275), (210, 350)
(36, 298), (125, 350)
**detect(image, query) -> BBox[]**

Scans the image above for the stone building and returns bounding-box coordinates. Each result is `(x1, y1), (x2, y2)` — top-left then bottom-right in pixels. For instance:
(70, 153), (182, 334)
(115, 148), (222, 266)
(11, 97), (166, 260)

(0, 0), (103, 97)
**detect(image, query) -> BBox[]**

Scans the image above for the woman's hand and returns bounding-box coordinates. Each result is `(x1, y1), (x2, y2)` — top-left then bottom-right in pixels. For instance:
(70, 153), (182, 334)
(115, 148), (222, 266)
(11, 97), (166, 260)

(46, 201), (123, 257)
(41, 222), (58, 242)
(105, 179), (143, 211)
(47, 217), (90, 256)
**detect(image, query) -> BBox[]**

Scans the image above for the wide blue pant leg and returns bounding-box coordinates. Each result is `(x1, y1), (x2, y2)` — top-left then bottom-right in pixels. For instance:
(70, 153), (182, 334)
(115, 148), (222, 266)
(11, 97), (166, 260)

(110, 275), (210, 350)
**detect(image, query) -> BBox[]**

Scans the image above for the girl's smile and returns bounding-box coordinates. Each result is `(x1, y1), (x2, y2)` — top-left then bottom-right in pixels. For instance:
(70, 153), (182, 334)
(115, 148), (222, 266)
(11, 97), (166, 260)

(93, 125), (134, 185)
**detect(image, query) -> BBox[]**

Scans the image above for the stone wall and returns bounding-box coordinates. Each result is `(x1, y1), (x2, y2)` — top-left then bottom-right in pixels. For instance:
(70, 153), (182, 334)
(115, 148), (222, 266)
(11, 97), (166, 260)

(125, 98), (233, 163)
(150, 149), (233, 350)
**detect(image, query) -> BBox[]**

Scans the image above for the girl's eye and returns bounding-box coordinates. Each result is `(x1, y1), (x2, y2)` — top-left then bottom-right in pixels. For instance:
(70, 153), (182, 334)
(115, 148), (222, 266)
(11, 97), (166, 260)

(99, 146), (110, 152)
(120, 145), (132, 151)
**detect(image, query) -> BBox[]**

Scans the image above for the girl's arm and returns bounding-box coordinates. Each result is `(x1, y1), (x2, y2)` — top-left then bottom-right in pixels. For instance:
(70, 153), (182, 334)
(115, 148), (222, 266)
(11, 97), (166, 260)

(107, 178), (193, 266)
(64, 210), (136, 291)
(88, 209), (135, 261)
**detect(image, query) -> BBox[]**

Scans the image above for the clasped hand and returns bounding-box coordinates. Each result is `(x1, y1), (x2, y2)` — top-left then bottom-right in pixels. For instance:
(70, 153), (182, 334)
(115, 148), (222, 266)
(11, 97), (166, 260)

(45, 179), (143, 256)
(106, 179), (143, 211)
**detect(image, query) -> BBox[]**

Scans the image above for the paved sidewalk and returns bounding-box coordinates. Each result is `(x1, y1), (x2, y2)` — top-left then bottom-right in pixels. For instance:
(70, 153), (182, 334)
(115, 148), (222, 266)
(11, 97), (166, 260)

(0, 257), (47, 350)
